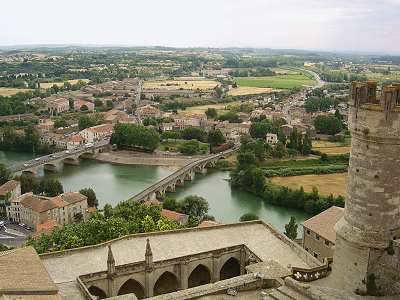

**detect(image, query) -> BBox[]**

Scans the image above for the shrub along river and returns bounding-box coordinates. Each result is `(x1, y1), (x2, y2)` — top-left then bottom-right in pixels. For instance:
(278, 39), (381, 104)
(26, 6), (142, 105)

(1, 151), (309, 232)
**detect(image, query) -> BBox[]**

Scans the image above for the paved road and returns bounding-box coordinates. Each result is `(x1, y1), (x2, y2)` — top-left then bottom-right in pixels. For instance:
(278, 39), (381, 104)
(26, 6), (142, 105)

(0, 223), (31, 248)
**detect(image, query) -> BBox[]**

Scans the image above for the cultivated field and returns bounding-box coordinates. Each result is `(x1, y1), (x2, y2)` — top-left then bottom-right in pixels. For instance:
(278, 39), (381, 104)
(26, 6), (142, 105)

(144, 79), (220, 91)
(312, 140), (351, 154)
(235, 74), (316, 89)
(227, 86), (279, 96)
(271, 68), (301, 75)
(40, 79), (89, 89)
(177, 102), (242, 116)
(271, 173), (347, 197)
(0, 88), (32, 96)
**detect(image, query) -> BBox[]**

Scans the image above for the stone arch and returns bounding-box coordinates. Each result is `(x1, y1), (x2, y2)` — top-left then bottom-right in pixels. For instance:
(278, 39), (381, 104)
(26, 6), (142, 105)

(153, 271), (179, 296)
(118, 278), (145, 299)
(22, 170), (36, 176)
(219, 257), (241, 280)
(88, 286), (107, 299)
(188, 264), (211, 288)
(165, 184), (175, 193)
(175, 178), (184, 186)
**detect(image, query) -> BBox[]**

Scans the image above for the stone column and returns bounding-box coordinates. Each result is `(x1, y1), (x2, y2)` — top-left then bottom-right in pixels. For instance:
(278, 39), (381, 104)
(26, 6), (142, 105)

(179, 260), (189, 290)
(240, 249), (246, 275)
(212, 255), (220, 283)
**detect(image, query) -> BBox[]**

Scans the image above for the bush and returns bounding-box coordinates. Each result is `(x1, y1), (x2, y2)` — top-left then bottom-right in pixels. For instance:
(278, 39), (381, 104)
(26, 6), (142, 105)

(239, 213), (259, 222)
(178, 140), (200, 155)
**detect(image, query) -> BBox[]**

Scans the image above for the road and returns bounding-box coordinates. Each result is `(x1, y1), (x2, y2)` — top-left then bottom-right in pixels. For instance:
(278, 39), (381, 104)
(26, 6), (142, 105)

(9, 139), (110, 173)
(0, 223), (31, 248)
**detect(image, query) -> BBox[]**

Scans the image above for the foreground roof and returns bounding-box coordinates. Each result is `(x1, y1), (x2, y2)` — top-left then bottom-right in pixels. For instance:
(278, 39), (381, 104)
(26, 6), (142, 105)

(302, 206), (344, 243)
(40, 221), (319, 299)
(0, 247), (58, 295)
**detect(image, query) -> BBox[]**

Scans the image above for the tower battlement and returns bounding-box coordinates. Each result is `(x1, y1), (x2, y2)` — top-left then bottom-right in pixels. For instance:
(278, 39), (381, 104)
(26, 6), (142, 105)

(350, 81), (400, 113)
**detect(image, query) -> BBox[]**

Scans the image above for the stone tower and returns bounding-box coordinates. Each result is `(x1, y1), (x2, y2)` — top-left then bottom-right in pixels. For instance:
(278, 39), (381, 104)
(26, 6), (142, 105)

(331, 82), (400, 295)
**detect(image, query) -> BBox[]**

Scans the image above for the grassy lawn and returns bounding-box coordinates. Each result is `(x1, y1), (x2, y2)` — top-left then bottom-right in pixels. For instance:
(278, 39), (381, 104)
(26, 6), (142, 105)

(158, 140), (209, 154)
(144, 79), (220, 91)
(0, 87), (33, 96)
(235, 74), (316, 89)
(271, 173), (347, 197)
(40, 79), (89, 89)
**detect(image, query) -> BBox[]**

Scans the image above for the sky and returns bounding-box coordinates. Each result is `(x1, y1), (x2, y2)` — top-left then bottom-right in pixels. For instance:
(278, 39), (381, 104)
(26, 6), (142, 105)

(1, 0), (400, 54)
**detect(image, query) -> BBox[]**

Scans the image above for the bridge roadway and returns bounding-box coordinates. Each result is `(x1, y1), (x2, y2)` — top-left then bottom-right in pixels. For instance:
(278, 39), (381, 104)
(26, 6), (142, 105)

(130, 146), (238, 202)
(9, 139), (110, 173)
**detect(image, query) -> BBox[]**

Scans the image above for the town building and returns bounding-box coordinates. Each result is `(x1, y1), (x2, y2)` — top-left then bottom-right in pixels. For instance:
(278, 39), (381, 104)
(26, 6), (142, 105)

(137, 105), (162, 119)
(7, 192), (88, 230)
(74, 99), (95, 112)
(47, 98), (70, 115)
(302, 206), (344, 262)
(79, 124), (113, 143)
(67, 134), (86, 150)
(160, 209), (189, 225)
(266, 133), (278, 144)
(0, 180), (21, 215)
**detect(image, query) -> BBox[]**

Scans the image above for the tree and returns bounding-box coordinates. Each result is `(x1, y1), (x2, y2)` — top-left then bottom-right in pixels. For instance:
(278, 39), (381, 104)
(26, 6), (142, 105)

(239, 213), (259, 222)
(39, 179), (63, 197)
(181, 127), (206, 142)
(163, 197), (180, 211)
(141, 215), (156, 232)
(179, 140), (200, 155)
(53, 118), (68, 128)
(218, 111), (241, 123)
(0, 164), (11, 185)
(110, 123), (160, 152)
(20, 173), (39, 194)
(180, 195), (209, 220)
(284, 216), (298, 240)
(80, 105), (89, 112)
(205, 108), (218, 119)
(79, 188), (98, 208)
(74, 212), (83, 223)
(103, 204), (113, 218)
(314, 115), (342, 135)
(237, 151), (256, 169)
(207, 129), (225, 146)
(302, 133), (312, 155)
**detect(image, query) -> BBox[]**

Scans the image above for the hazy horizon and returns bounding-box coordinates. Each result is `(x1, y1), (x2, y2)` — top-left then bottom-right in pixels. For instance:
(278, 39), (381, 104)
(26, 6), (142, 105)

(1, 0), (400, 54)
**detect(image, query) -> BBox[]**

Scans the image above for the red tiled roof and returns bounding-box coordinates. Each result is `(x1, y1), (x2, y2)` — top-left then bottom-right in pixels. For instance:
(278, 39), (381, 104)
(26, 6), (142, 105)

(36, 219), (59, 236)
(198, 220), (220, 228)
(0, 180), (19, 196)
(161, 209), (188, 222)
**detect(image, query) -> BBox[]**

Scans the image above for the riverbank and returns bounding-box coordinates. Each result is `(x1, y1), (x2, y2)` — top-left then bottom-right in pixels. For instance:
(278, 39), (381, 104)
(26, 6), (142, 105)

(94, 150), (205, 167)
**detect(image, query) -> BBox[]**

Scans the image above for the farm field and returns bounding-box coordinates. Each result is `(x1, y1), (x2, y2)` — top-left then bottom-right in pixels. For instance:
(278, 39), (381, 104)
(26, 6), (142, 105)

(40, 79), (89, 89)
(235, 74), (316, 89)
(144, 79), (220, 91)
(0, 88), (32, 96)
(312, 140), (351, 154)
(271, 173), (347, 197)
(227, 86), (278, 96)
(158, 140), (209, 154)
(178, 101), (241, 115)
(271, 68), (301, 75)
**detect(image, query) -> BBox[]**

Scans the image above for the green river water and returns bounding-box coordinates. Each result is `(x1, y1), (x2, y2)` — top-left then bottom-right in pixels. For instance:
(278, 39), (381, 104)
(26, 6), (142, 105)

(0, 151), (309, 232)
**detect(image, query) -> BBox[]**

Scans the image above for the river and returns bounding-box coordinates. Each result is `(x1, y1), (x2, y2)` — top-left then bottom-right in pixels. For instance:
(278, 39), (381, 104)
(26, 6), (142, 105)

(0, 151), (309, 232)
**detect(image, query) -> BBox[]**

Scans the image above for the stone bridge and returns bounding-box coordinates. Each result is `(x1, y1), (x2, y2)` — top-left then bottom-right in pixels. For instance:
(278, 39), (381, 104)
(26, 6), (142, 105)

(10, 140), (110, 176)
(78, 240), (260, 299)
(129, 146), (238, 202)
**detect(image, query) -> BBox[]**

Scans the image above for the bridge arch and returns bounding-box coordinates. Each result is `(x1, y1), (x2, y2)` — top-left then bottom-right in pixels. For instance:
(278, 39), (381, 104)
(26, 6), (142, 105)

(88, 285), (107, 299)
(22, 170), (36, 176)
(118, 278), (145, 299)
(188, 264), (211, 288)
(219, 257), (241, 280)
(153, 271), (179, 296)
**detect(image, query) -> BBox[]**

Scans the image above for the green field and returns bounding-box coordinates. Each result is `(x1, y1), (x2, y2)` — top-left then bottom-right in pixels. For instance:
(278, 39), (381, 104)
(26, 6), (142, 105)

(235, 74), (316, 89)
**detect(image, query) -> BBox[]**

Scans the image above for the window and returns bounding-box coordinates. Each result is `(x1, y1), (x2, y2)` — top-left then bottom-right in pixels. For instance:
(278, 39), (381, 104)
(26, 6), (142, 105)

(305, 247), (309, 252)
(313, 252), (318, 258)
(315, 234), (320, 240)
(306, 230), (310, 235)
(325, 240), (330, 246)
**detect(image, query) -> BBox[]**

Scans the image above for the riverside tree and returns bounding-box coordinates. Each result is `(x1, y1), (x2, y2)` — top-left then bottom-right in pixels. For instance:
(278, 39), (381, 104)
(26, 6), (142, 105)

(111, 123), (160, 152)
(284, 216), (298, 240)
